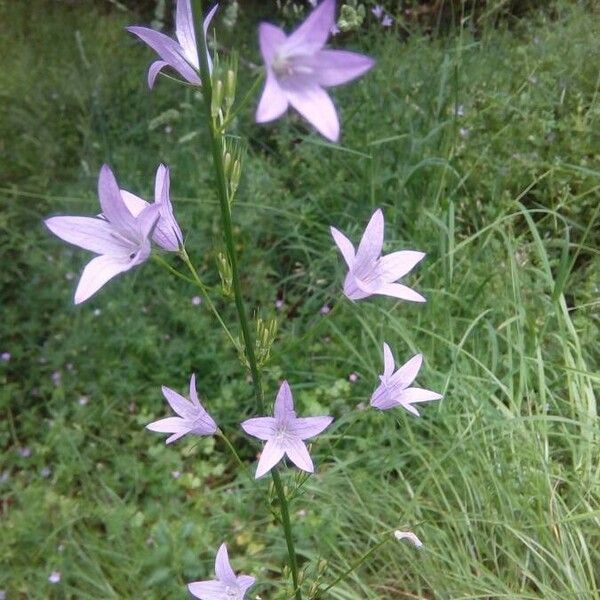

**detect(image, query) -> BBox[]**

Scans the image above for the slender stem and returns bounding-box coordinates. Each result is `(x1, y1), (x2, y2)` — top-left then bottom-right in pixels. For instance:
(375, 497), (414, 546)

(218, 430), (253, 480)
(152, 253), (195, 285)
(220, 71), (265, 132)
(315, 536), (391, 597)
(196, 17), (264, 414)
(178, 248), (240, 350)
(196, 7), (302, 599)
(272, 469), (302, 600)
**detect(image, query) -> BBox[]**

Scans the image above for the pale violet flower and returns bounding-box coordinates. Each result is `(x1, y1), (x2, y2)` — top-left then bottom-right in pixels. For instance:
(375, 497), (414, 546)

(381, 14), (393, 27)
(256, 0), (375, 141)
(188, 543), (255, 600)
(48, 571), (61, 584)
(128, 0), (218, 88)
(394, 530), (423, 548)
(146, 374), (218, 444)
(120, 164), (183, 251)
(331, 209), (426, 302)
(1, 352), (10, 362)
(371, 5), (384, 19)
(45, 165), (159, 304)
(370, 343), (442, 415)
(241, 381), (333, 478)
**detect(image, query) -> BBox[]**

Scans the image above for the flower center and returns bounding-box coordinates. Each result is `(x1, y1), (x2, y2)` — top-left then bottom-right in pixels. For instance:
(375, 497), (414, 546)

(224, 585), (239, 598)
(272, 51), (314, 80)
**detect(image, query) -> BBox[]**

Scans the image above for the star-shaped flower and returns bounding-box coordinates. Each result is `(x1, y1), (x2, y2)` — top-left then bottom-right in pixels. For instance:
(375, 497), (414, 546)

(45, 165), (159, 304)
(370, 343), (442, 415)
(146, 374), (217, 444)
(127, 0), (218, 89)
(255, 0), (375, 142)
(120, 164), (183, 251)
(331, 208), (426, 302)
(241, 381), (333, 478)
(188, 543), (255, 600)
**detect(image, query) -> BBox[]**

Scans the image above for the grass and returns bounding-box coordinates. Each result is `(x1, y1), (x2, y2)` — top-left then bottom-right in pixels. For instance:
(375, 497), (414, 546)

(1, 0), (599, 598)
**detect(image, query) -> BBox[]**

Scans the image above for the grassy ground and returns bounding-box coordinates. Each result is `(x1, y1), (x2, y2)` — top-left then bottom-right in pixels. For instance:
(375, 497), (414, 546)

(1, 1), (599, 598)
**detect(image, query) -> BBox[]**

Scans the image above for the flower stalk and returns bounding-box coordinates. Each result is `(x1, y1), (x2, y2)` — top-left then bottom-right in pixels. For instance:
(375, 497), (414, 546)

(195, 5), (302, 598)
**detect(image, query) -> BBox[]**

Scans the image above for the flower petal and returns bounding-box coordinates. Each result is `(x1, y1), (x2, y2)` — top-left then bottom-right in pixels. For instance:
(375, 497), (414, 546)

(376, 282), (426, 303)
(153, 164), (182, 251)
(148, 59), (169, 89)
(203, 4), (219, 73)
(120, 190), (149, 218)
(255, 439), (285, 478)
(314, 49), (375, 87)
(237, 575), (257, 595)
(391, 354), (423, 388)
(330, 226), (355, 268)
(355, 208), (384, 267)
(98, 165), (137, 233)
(45, 216), (128, 256)
(241, 417), (276, 441)
(343, 272), (372, 301)
(146, 416), (188, 433)
(285, 83), (339, 142)
(214, 544), (237, 586)
(291, 416), (333, 440)
(161, 385), (192, 417)
(188, 373), (200, 407)
(274, 380), (295, 422)
(175, 0), (199, 68)
(286, 0), (335, 55)
(256, 72), (289, 123)
(370, 383), (397, 410)
(400, 387), (443, 411)
(74, 254), (133, 304)
(187, 580), (226, 600)
(377, 251), (425, 282)
(383, 342), (394, 378)
(284, 437), (314, 473)
(258, 22), (286, 65)
(127, 26), (201, 86)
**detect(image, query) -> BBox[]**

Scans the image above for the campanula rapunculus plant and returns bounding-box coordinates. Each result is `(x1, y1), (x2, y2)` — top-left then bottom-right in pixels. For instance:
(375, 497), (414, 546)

(187, 543), (256, 600)
(45, 165), (159, 304)
(127, 0), (218, 88)
(120, 163), (183, 251)
(371, 343), (442, 415)
(331, 208), (426, 302)
(241, 380), (333, 478)
(255, 0), (375, 141)
(146, 374), (218, 443)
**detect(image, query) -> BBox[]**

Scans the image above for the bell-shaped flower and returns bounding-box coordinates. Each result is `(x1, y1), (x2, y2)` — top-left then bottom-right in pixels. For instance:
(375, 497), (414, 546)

(370, 343), (442, 415)
(241, 381), (333, 478)
(45, 165), (159, 304)
(188, 543), (255, 600)
(127, 0), (218, 89)
(255, 0), (375, 142)
(331, 208), (426, 302)
(120, 164), (183, 251)
(146, 374), (217, 444)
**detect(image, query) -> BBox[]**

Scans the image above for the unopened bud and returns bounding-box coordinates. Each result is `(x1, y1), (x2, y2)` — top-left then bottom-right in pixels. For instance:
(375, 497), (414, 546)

(230, 159), (242, 198)
(211, 79), (223, 119)
(225, 69), (236, 110)
(223, 151), (232, 177)
(216, 251), (233, 297)
(394, 530), (423, 548)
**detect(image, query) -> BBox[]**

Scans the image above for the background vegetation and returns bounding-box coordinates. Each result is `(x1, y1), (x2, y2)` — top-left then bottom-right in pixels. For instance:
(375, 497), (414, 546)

(1, 0), (599, 598)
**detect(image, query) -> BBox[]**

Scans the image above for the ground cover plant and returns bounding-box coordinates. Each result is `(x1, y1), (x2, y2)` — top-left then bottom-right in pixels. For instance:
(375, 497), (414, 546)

(1, 0), (599, 598)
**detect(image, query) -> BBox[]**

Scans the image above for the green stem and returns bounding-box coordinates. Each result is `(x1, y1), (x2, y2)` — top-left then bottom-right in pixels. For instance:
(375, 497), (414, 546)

(272, 469), (302, 599)
(315, 536), (391, 598)
(218, 430), (253, 480)
(220, 71), (265, 132)
(196, 7), (302, 599)
(178, 248), (240, 351)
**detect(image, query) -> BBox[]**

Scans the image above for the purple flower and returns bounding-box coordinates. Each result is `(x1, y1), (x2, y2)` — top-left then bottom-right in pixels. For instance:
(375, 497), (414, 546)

(120, 164), (183, 251)
(188, 543), (255, 600)
(45, 165), (159, 304)
(146, 374), (217, 444)
(1, 352), (10, 362)
(48, 571), (61, 584)
(192, 295), (202, 306)
(331, 209), (426, 302)
(394, 530), (423, 548)
(371, 5), (384, 19)
(241, 381), (333, 478)
(370, 343), (442, 415)
(381, 14), (393, 27)
(128, 0), (218, 89)
(255, 0), (375, 142)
